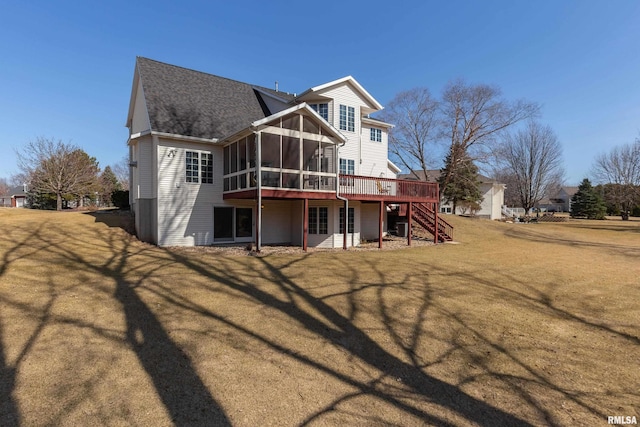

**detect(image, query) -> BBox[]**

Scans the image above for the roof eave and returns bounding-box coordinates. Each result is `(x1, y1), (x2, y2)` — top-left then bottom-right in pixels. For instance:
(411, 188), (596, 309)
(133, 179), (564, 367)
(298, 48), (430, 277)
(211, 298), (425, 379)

(298, 76), (383, 111)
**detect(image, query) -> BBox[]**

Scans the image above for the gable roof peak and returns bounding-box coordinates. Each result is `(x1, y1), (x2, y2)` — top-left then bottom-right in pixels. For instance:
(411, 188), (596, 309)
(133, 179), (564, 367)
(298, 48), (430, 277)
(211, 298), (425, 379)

(297, 75), (383, 111)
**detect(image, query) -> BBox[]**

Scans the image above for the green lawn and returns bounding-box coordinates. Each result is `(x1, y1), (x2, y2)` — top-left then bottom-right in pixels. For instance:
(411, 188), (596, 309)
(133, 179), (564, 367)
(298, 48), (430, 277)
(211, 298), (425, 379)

(0, 208), (638, 426)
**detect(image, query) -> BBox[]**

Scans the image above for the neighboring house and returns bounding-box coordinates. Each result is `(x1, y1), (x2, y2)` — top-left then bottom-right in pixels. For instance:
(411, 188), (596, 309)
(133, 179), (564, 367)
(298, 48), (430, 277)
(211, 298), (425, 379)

(125, 57), (452, 249)
(398, 170), (505, 220)
(538, 186), (578, 212)
(0, 185), (27, 208)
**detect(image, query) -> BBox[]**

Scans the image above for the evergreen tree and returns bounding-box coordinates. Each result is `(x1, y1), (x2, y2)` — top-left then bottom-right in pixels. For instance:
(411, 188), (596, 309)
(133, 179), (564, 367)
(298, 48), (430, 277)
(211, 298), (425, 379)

(438, 143), (483, 214)
(571, 178), (606, 219)
(98, 166), (121, 207)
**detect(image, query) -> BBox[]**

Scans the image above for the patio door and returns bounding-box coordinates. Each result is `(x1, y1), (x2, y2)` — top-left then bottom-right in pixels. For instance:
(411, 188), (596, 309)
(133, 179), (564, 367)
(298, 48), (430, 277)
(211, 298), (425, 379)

(214, 206), (253, 243)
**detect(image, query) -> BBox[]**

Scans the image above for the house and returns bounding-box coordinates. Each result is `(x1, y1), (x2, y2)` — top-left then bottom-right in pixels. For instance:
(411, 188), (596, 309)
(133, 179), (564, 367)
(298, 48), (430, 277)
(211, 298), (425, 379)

(0, 185), (27, 208)
(537, 186), (578, 213)
(398, 170), (505, 220)
(125, 58), (452, 249)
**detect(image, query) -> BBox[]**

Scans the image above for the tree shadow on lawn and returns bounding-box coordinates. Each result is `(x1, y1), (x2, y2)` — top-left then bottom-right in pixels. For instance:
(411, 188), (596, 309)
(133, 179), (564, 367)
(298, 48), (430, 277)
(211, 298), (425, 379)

(155, 248), (535, 426)
(0, 222), (58, 427)
(157, 243), (640, 425)
(0, 222), (231, 426)
(3, 214), (637, 425)
(502, 226), (640, 259)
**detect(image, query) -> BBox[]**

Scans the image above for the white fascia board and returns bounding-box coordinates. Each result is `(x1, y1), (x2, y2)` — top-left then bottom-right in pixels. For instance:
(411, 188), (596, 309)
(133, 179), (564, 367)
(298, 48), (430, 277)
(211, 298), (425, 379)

(150, 131), (219, 144)
(129, 129), (152, 140)
(125, 66), (140, 128)
(362, 117), (394, 128)
(387, 159), (402, 173)
(302, 76), (384, 111)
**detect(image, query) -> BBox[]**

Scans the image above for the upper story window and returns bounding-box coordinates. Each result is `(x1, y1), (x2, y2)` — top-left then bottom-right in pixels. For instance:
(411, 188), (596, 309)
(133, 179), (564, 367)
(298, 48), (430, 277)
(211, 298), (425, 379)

(186, 151), (213, 184)
(309, 103), (329, 121)
(370, 128), (382, 142)
(339, 105), (355, 132)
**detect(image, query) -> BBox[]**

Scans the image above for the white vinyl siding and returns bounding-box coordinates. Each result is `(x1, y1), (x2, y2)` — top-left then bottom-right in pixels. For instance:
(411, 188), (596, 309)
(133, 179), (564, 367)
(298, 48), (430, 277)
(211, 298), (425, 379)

(261, 200), (293, 244)
(156, 141), (224, 246)
(136, 138), (154, 199)
(361, 123), (389, 178)
(131, 80), (151, 134)
(360, 203), (386, 240)
(317, 84), (383, 177)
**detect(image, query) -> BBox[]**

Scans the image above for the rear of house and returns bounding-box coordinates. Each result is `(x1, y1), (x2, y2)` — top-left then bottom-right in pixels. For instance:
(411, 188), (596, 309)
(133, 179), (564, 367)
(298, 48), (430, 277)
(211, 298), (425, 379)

(126, 58), (450, 249)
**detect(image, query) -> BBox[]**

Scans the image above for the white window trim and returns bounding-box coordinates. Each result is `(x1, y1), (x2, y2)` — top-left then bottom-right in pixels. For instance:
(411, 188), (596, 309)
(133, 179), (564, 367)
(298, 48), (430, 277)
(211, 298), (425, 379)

(370, 128), (382, 142)
(185, 150), (214, 184)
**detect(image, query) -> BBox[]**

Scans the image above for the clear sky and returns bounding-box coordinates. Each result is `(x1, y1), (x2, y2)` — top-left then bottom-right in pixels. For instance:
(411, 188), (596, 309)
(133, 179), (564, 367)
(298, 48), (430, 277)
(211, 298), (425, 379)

(1, 0), (638, 185)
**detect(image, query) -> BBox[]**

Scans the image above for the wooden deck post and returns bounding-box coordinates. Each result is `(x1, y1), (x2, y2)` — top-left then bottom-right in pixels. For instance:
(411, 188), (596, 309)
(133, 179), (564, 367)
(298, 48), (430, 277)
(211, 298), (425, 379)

(433, 202), (439, 244)
(407, 201), (412, 246)
(303, 198), (308, 252)
(379, 201), (384, 249)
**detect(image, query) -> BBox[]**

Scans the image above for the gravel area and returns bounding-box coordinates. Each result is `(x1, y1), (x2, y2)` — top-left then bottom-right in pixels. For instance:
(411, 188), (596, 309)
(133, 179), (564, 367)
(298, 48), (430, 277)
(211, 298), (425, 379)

(171, 234), (436, 257)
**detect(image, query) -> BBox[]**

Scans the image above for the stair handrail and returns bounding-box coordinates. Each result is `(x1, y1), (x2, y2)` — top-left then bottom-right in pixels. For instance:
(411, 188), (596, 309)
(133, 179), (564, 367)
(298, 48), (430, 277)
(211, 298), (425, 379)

(412, 203), (454, 241)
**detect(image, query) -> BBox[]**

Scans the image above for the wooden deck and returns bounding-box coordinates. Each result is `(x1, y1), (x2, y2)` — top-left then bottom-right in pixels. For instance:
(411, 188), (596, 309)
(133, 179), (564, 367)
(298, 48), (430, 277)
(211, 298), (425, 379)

(224, 174), (439, 203)
(339, 175), (439, 203)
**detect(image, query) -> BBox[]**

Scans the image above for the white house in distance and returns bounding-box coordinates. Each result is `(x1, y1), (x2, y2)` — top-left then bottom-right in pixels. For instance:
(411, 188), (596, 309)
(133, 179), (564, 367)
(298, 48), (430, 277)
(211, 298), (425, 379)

(398, 170), (505, 220)
(125, 58), (452, 250)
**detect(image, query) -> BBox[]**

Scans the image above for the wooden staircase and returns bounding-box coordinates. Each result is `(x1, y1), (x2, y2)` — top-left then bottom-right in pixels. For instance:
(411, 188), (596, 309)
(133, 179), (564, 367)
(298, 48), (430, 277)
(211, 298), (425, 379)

(411, 203), (454, 242)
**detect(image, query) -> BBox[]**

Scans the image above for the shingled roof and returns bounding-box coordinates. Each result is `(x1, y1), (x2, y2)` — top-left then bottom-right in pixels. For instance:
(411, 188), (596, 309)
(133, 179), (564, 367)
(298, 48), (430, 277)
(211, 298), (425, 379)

(398, 170), (503, 184)
(136, 57), (293, 140)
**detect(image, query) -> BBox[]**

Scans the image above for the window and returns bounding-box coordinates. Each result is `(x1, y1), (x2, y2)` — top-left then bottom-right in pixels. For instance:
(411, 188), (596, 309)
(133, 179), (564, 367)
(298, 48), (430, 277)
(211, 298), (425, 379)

(201, 153), (213, 183)
(370, 128), (382, 142)
(339, 105), (355, 132)
(339, 158), (355, 186)
(339, 159), (355, 175)
(186, 151), (213, 184)
(339, 207), (354, 234)
(308, 207), (328, 234)
(186, 151), (199, 183)
(309, 103), (329, 121)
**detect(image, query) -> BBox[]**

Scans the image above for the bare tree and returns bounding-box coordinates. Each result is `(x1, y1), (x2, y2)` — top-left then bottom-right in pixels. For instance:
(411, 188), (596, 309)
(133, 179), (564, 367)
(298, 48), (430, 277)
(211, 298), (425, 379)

(496, 121), (564, 214)
(592, 137), (640, 220)
(17, 138), (99, 211)
(0, 177), (9, 196)
(440, 79), (540, 165)
(112, 156), (130, 191)
(377, 88), (439, 178)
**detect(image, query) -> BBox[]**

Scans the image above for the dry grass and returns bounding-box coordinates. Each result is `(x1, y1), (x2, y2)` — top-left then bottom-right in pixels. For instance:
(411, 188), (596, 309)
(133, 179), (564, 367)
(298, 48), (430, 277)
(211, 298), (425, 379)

(0, 207), (638, 426)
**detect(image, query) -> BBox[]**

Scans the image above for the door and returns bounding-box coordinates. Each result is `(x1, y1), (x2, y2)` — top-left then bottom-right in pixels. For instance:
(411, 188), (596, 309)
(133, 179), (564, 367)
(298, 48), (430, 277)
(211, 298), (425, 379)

(214, 206), (253, 243)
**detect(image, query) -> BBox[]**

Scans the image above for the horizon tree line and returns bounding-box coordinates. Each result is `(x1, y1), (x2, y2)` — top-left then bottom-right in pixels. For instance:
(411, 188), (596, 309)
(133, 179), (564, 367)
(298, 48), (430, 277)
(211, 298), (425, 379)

(6, 137), (129, 211)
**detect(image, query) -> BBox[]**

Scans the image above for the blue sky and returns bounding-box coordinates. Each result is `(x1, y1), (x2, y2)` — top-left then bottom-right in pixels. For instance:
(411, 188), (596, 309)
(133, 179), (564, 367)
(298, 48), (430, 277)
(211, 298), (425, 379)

(1, 0), (638, 185)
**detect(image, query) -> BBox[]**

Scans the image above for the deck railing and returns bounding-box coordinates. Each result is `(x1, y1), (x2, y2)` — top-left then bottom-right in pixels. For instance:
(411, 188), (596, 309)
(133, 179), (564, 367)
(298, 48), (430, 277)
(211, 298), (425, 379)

(339, 175), (439, 202)
(223, 172), (440, 203)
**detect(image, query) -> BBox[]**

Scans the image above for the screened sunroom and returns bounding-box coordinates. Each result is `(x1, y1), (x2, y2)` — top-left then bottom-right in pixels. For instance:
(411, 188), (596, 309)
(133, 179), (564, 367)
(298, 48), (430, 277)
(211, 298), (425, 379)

(222, 104), (342, 200)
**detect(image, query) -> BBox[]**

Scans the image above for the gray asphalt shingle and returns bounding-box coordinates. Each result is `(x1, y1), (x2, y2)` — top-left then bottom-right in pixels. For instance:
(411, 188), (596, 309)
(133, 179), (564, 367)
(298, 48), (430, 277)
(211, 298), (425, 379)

(137, 57), (289, 139)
